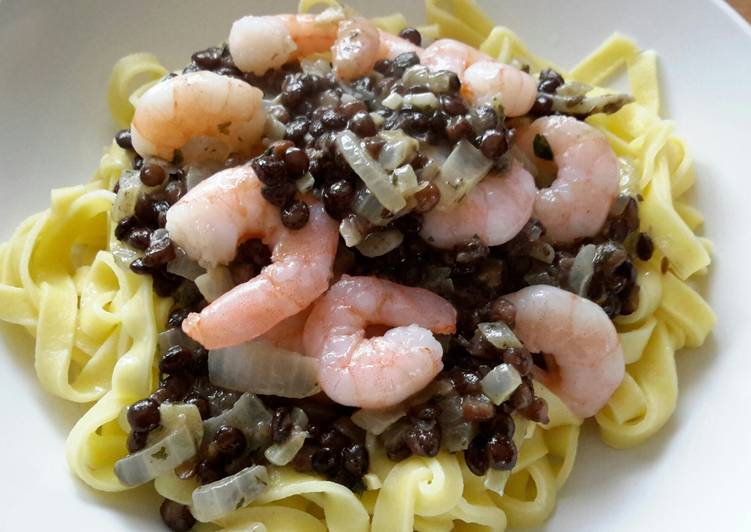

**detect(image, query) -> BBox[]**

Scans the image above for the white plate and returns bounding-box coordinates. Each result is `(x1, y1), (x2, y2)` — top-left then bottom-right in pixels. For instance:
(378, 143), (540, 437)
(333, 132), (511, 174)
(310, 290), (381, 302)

(1, 1), (750, 530)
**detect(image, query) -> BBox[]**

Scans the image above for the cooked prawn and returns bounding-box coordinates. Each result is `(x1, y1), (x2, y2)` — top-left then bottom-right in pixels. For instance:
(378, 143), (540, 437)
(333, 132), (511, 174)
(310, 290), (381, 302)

(517, 115), (619, 243)
(504, 285), (625, 418)
(303, 276), (457, 408)
(130, 71), (265, 161)
(421, 39), (537, 116)
(165, 166), (338, 350)
(261, 305), (312, 354)
(420, 161), (536, 248)
(377, 30), (424, 60)
(229, 13), (387, 80)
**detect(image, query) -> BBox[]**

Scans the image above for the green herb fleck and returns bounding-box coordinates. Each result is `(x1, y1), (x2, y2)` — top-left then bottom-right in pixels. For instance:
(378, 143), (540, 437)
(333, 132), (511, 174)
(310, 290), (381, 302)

(217, 121), (232, 135)
(151, 446), (168, 461)
(235, 497), (246, 510)
(533, 134), (554, 161)
(95, 426), (103, 436)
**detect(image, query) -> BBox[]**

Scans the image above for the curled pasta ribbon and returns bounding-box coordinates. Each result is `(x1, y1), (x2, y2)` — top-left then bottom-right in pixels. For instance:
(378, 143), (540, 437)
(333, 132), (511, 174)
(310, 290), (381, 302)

(108, 53), (168, 128)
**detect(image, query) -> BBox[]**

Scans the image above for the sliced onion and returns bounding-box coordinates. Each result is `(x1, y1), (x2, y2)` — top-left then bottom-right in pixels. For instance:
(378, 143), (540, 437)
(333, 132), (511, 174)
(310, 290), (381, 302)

(336, 131), (406, 213)
(339, 215), (366, 247)
(351, 406), (406, 435)
(477, 322), (523, 350)
(402, 92), (439, 111)
(301, 58), (332, 77)
(393, 165), (419, 196)
(437, 395), (476, 452)
(549, 82), (634, 116)
(382, 92), (403, 110)
(427, 70), (455, 93)
(167, 247), (205, 281)
(181, 136), (230, 164)
(352, 187), (393, 226)
(296, 172), (315, 193)
(195, 267), (234, 302)
(113, 171), (142, 221)
(378, 130), (419, 172)
(209, 341), (320, 399)
(185, 162), (223, 190)
(356, 229), (404, 258)
(191, 465), (269, 522)
(402, 66), (430, 89)
(203, 393), (272, 450)
(115, 424), (196, 487)
(159, 403), (204, 444)
(264, 430), (308, 466)
(370, 112), (385, 128)
(112, 245), (139, 270)
(483, 469), (511, 495)
(618, 157), (638, 195)
(526, 241), (555, 264)
(158, 327), (203, 355)
(435, 140), (492, 208)
(480, 363), (522, 405)
(263, 114), (286, 141)
(568, 243), (596, 296)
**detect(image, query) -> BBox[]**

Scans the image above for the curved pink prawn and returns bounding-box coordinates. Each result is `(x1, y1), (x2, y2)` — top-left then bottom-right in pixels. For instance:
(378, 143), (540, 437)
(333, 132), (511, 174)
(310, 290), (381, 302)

(303, 276), (457, 408)
(165, 166), (338, 350)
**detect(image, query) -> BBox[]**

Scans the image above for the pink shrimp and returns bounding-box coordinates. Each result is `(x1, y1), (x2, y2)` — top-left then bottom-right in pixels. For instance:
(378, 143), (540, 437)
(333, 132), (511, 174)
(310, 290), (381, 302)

(261, 306), (312, 354)
(504, 285), (625, 418)
(165, 166), (338, 350)
(303, 276), (457, 408)
(229, 13), (416, 81)
(517, 115), (619, 243)
(420, 161), (536, 248)
(130, 71), (265, 161)
(421, 39), (537, 116)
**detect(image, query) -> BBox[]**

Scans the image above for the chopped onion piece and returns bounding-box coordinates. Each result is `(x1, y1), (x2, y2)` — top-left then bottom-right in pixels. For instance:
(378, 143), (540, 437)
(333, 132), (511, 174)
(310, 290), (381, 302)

(203, 393), (272, 450)
(352, 188), (391, 226)
(351, 406), (406, 435)
(296, 172), (315, 193)
(569, 243), (596, 296)
(477, 321), (523, 350)
(263, 114), (285, 141)
(526, 241), (555, 264)
(435, 140), (492, 208)
(402, 65), (430, 89)
(378, 130), (419, 172)
(618, 157), (638, 195)
(339, 215), (365, 247)
(185, 162), (223, 190)
(356, 229), (404, 258)
(483, 469), (511, 495)
(480, 363), (522, 405)
(393, 165), (419, 196)
(181, 136), (229, 164)
(191, 465), (269, 522)
(167, 247), (205, 281)
(336, 131), (406, 213)
(209, 341), (320, 398)
(158, 327), (203, 355)
(402, 92), (439, 111)
(382, 92), (403, 110)
(264, 430), (308, 466)
(160, 402), (204, 444)
(363, 473), (382, 490)
(549, 82), (634, 117)
(113, 171), (142, 221)
(115, 424), (196, 487)
(301, 58), (332, 77)
(427, 70), (455, 93)
(370, 112), (385, 128)
(112, 245), (139, 270)
(195, 267), (234, 302)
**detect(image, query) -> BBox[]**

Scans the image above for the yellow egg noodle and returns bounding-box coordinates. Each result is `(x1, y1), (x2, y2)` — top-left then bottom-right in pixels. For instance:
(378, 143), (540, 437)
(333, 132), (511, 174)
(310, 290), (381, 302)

(0, 0), (715, 530)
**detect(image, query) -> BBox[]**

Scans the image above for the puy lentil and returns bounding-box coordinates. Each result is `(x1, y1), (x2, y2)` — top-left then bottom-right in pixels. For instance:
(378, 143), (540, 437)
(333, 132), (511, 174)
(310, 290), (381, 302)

(348, 111), (377, 137)
(159, 345), (194, 374)
(398, 27), (422, 46)
(127, 398), (160, 432)
(140, 164), (167, 187)
(281, 199), (310, 229)
(115, 129), (134, 151)
(636, 232), (654, 261)
(160, 499), (196, 532)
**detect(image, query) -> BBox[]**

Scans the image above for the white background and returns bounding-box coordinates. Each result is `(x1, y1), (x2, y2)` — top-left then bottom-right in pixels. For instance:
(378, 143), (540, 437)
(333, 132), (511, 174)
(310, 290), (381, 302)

(1, 1), (750, 530)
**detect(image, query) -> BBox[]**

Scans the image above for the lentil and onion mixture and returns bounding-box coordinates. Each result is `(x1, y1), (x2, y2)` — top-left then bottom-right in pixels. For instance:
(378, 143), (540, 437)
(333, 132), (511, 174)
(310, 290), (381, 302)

(111, 30), (643, 531)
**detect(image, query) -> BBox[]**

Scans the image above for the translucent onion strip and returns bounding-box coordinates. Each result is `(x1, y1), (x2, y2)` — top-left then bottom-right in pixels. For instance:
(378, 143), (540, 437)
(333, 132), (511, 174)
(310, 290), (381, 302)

(209, 341), (320, 399)
(191, 465), (269, 522)
(115, 424), (196, 487)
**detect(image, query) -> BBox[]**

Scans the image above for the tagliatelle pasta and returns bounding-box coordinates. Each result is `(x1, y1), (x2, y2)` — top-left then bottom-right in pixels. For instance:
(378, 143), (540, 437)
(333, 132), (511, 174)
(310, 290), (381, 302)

(0, 0), (714, 530)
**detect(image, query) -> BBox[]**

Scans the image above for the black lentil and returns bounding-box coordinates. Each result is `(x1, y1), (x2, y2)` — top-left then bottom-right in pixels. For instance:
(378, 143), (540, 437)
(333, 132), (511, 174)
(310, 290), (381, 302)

(127, 398), (160, 432)
(140, 164), (167, 187)
(115, 129), (134, 151)
(160, 499), (196, 532)
(281, 200), (310, 229)
(398, 27), (422, 46)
